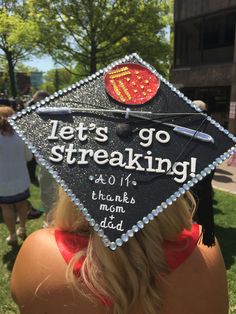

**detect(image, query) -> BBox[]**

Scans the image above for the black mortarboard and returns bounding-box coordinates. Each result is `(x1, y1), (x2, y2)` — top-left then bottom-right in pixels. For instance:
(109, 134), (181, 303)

(8, 53), (236, 250)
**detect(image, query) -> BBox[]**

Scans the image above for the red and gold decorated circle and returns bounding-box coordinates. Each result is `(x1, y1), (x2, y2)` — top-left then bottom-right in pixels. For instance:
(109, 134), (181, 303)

(104, 63), (160, 105)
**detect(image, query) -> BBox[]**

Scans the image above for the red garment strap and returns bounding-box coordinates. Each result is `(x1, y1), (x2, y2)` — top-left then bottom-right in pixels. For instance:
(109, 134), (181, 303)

(55, 229), (111, 306)
(55, 229), (88, 275)
(163, 223), (200, 271)
(55, 224), (199, 305)
(55, 224), (200, 274)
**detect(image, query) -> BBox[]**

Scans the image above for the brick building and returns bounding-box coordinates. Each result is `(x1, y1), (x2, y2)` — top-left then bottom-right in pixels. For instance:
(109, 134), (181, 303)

(171, 0), (236, 134)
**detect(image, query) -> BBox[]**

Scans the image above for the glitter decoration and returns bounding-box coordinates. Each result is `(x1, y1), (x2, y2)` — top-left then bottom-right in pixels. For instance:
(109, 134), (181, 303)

(152, 209), (158, 216)
(161, 202), (168, 209)
(85, 213), (91, 221)
(127, 229), (134, 237)
(170, 194), (177, 201)
(8, 52), (236, 251)
(201, 170), (207, 177)
(89, 175), (95, 181)
(209, 164), (215, 170)
(132, 225), (139, 232)
(103, 239), (110, 247)
(81, 207), (88, 214)
(121, 234), (129, 242)
(196, 174), (203, 181)
(137, 221), (144, 229)
(147, 213), (154, 221)
(166, 198), (173, 206)
(98, 229), (104, 237)
(157, 206), (163, 213)
(183, 184), (190, 190)
(94, 224), (100, 232)
(105, 63), (160, 105)
(79, 203), (85, 210)
(89, 219), (95, 226)
(116, 238), (123, 246)
(110, 242), (117, 250)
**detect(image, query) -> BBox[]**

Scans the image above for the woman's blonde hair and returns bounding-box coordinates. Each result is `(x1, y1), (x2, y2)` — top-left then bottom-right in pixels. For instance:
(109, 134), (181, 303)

(0, 106), (14, 135)
(52, 188), (195, 314)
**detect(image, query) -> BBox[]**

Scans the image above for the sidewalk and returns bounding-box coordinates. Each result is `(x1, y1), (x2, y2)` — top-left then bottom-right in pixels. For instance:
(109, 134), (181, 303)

(212, 160), (236, 195)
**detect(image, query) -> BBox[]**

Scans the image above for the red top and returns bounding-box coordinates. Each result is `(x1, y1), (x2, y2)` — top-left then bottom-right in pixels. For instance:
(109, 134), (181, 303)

(162, 223), (200, 271)
(55, 230), (88, 276)
(55, 224), (200, 304)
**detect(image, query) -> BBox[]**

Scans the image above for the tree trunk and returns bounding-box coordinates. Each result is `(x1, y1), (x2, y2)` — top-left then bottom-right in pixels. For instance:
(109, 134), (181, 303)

(90, 38), (97, 74)
(54, 68), (60, 91)
(6, 50), (17, 97)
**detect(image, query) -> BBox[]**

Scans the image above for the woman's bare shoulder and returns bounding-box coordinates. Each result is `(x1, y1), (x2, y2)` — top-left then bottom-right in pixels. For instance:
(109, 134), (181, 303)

(10, 228), (67, 311)
(21, 227), (55, 243)
(11, 228), (57, 270)
(161, 239), (228, 314)
(11, 227), (64, 280)
(10, 228), (109, 314)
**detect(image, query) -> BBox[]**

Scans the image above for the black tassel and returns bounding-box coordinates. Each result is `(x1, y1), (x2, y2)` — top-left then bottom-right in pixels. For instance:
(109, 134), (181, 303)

(201, 213), (215, 247)
(191, 171), (216, 247)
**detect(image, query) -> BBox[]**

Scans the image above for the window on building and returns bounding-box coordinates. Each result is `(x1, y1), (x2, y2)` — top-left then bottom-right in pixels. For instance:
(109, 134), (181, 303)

(175, 18), (202, 66)
(181, 86), (231, 128)
(175, 11), (236, 66)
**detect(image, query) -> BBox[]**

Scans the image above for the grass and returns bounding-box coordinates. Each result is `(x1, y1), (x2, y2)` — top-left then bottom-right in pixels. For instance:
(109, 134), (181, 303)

(214, 190), (236, 314)
(0, 187), (236, 313)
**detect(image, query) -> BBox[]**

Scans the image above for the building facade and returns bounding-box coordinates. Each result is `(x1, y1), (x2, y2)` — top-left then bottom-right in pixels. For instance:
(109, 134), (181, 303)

(0, 71), (43, 96)
(171, 0), (236, 134)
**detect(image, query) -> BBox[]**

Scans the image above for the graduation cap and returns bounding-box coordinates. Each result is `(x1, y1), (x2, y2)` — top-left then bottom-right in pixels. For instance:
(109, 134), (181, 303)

(8, 53), (236, 250)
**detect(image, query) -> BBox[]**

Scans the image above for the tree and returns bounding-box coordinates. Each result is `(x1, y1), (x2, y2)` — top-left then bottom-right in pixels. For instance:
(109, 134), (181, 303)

(0, 0), (39, 97)
(15, 62), (39, 74)
(29, 0), (172, 78)
(40, 67), (76, 93)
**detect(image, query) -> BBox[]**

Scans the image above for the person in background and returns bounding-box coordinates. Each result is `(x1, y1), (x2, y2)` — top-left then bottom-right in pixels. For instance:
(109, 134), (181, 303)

(0, 92), (10, 107)
(24, 92), (49, 190)
(193, 100), (208, 113)
(0, 106), (32, 245)
(25, 91), (51, 219)
(27, 90), (58, 224)
(38, 166), (58, 226)
(11, 98), (24, 112)
(192, 100), (215, 246)
(227, 152), (236, 167)
(25, 91), (51, 187)
(25, 90), (50, 107)
(10, 96), (42, 220)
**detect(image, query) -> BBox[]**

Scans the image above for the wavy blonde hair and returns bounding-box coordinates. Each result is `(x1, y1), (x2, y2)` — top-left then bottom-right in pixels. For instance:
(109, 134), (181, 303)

(52, 188), (195, 314)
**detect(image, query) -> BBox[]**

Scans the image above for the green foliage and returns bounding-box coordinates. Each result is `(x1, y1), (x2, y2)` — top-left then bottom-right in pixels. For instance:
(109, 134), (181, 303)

(214, 190), (236, 314)
(0, 9), (38, 50)
(15, 62), (39, 74)
(40, 67), (77, 93)
(0, 0), (40, 96)
(0, 61), (10, 93)
(29, 0), (172, 77)
(1, 0), (173, 95)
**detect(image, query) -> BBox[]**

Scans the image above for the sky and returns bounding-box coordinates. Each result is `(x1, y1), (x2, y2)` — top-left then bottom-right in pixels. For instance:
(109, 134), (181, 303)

(23, 24), (171, 73)
(25, 55), (55, 72)
(24, 26), (171, 73)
